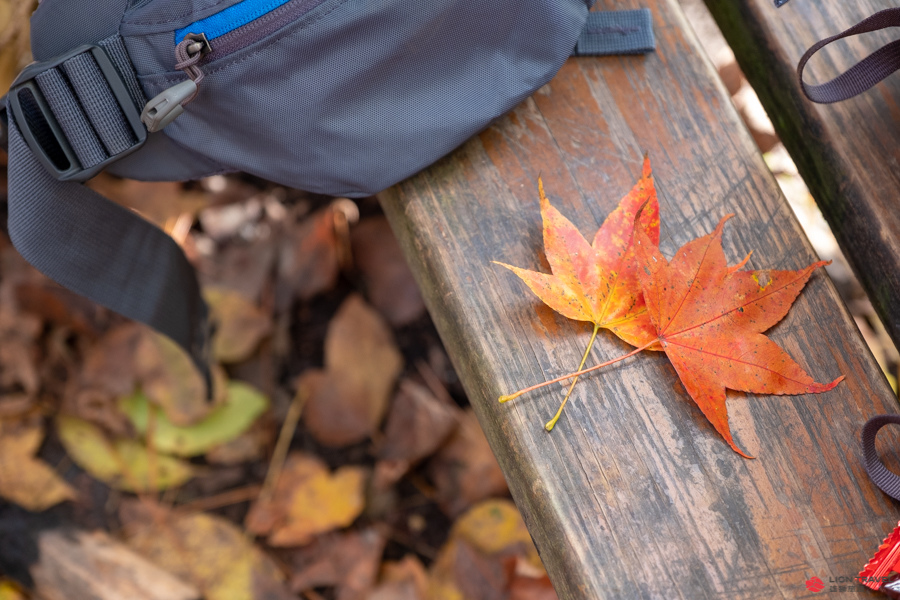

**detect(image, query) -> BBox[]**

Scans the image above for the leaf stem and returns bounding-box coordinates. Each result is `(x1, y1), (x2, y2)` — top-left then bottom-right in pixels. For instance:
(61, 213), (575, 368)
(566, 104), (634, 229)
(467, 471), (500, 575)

(499, 339), (656, 407)
(545, 323), (600, 431)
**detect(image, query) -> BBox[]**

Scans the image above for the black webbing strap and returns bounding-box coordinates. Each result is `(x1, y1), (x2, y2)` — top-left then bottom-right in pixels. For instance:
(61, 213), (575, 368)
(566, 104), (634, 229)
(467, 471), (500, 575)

(862, 415), (900, 501)
(798, 8), (900, 104)
(572, 9), (656, 56)
(3, 41), (212, 392)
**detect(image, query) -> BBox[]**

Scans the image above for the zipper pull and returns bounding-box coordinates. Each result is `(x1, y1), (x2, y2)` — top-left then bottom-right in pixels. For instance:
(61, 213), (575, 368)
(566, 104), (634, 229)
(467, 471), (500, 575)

(140, 33), (211, 132)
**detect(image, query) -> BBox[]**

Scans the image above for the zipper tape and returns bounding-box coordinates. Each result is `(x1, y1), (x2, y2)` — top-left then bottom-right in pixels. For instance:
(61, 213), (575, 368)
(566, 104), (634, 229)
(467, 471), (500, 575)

(174, 0), (294, 42)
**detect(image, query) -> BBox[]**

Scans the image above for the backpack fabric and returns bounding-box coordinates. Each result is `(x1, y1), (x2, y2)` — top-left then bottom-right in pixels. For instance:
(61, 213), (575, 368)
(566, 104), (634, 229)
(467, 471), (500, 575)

(3, 0), (655, 387)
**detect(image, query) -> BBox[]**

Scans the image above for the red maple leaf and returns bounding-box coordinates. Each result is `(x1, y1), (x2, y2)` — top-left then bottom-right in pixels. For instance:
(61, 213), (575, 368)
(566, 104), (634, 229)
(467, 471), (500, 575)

(632, 213), (843, 456)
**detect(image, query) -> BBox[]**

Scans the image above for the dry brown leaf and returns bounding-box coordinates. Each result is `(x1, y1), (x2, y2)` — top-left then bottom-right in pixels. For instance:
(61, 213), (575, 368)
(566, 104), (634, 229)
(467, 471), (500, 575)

(87, 176), (209, 229)
(125, 509), (293, 600)
(15, 281), (106, 336)
(246, 452), (368, 546)
(351, 217), (425, 326)
(0, 418), (75, 511)
(367, 556), (428, 600)
(0, 305), (40, 396)
(428, 500), (551, 600)
(205, 420), (272, 465)
(197, 235), (277, 304)
(205, 287), (271, 363)
(303, 295), (404, 447)
(286, 528), (386, 599)
(379, 379), (459, 464)
(276, 206), (340, 308)
(428, 409), (508, 516)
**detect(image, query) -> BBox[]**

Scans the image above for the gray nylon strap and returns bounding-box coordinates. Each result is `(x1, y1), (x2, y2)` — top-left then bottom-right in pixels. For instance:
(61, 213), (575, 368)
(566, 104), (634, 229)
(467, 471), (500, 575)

(60, 52), (136, 155)
(4, 42), (212, 392)
(573, 9), (656, 56)
(35, 69), (107, 169)
(99, 35), (146, 108)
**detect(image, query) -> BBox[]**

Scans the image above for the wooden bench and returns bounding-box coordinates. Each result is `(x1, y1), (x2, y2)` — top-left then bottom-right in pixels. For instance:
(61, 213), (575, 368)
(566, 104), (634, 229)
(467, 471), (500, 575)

(703, 0), (900, 356)
(378, 0), (900, 597)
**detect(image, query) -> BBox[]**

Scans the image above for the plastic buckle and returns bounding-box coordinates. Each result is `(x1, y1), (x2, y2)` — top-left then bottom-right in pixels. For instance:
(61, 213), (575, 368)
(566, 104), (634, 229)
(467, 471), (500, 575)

(6, 45), (147, 182)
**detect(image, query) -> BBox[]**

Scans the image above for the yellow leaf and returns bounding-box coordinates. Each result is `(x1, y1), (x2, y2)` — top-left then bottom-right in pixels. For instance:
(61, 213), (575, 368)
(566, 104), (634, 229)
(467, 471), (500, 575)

(0, 578), (28, 600)
(57, 415), (193, 492)
(453, 499), (541, 569)
(246, 452), (367, 547)
(0, 419), (75, 511)
(126, 511), (292, 600)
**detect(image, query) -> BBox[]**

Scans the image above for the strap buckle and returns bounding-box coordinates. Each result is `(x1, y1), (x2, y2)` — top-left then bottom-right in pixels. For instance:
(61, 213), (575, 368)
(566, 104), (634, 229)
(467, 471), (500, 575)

(6, 45), (147, 182)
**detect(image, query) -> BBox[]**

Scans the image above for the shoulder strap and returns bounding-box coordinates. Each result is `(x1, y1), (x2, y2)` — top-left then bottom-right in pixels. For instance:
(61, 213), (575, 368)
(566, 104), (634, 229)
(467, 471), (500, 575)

(798, 8), (900, 103)
(1, 39), (212, 391)
(861, 415), (900, 501)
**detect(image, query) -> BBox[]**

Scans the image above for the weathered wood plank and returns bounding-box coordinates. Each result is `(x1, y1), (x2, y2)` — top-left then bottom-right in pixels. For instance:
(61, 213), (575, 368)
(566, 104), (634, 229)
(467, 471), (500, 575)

(703, 0), (900, 356)
(379, 0), (900, 597)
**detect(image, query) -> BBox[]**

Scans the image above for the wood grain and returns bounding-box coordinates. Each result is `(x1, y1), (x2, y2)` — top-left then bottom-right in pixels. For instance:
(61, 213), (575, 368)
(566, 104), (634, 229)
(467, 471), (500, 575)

(703, 0), (900, 357)
(379, 0), (900, 597)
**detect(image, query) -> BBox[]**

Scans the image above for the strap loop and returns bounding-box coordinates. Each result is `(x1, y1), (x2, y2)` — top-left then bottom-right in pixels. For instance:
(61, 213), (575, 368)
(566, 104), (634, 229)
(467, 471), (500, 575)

(862, 415), (900, 501)
(798, 8), (900, 104)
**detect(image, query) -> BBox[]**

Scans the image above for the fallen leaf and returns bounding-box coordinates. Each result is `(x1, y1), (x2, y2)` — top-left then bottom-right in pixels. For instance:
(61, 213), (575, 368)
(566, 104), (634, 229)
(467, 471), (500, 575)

(119, 381), (269, 457)
(197, 235), (277, 304)
(15, 280), (106, 337)
(205, 287), (271, 363)
(351, 217), (425, 326)
(379, 379), (459, 464)
(509, 572), (558, 600)
(303, 295), (404, 446)
(495, 157), (659, 348)
(285, 528), (386, 599)
(0, 305), (40, 396)
(56, 415), (193, 491)
(429, 500), (550, 600)
(87, 176), (209, 229)
(124, 509), (293, 600)
(246, 452), (368, 546)
(135, 329), (211, 426)
(0, 579), (27, 600)
(428, 409), (508, 517)
(430, 540), (508, 600)
(276, 206), (340, 308)
(31, 529), (201, 600)
(633, 214), (843, 456)
(205, 420), (272, 465)
(0, 418), (76, 511)
(452, 499), (541, 570)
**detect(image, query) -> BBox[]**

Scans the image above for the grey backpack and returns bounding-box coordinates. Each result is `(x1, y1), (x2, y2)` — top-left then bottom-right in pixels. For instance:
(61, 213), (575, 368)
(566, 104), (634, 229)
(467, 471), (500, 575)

(1, 0), (654, 386)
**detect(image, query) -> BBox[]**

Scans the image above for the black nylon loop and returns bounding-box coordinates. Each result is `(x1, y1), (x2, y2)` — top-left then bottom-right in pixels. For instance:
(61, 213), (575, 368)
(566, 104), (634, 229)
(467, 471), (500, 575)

(798, 7), (900, 103)
(862, 414), (900, 501)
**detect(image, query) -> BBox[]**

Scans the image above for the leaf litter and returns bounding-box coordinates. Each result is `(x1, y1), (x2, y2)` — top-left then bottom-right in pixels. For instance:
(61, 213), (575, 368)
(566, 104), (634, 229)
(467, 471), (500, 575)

(0, 159), (558, 598)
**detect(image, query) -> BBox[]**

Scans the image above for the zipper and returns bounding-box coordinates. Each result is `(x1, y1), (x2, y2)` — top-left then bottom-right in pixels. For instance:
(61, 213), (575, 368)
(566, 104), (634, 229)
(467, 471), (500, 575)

(143, 0), (329, 131)
(175, 0), (330, 62)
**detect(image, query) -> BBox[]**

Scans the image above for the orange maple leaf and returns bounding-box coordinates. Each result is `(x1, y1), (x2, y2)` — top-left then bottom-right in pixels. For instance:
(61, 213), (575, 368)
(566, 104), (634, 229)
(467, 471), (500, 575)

(633, 213), (843, 457)
(494, 156), (659, 349)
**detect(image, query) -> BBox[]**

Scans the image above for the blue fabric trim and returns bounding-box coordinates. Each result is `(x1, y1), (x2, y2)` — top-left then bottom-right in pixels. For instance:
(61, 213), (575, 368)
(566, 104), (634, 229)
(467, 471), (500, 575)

(174, 0), (293, 41)
(573, 9), (655, 56)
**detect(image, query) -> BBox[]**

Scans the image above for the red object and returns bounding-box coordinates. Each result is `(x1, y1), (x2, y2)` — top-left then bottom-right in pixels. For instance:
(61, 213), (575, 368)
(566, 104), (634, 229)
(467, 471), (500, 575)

(805, 577), (824, 593)
(859, 522), (900, 591)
